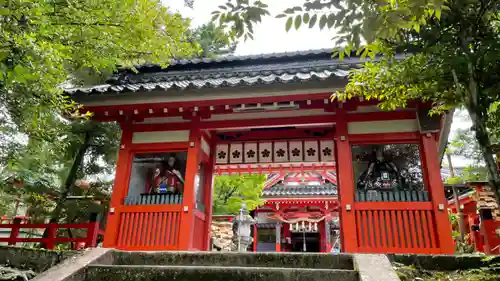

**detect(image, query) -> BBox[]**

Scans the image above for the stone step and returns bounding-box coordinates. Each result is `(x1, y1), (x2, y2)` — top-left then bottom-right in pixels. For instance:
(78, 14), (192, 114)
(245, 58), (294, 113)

(85, 265), (360, 281)
(110, 251), (354, 270)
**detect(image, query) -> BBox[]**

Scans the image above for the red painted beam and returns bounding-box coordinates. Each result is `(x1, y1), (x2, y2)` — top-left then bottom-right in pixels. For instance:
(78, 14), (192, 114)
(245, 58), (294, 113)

(348, 132), (420, 144)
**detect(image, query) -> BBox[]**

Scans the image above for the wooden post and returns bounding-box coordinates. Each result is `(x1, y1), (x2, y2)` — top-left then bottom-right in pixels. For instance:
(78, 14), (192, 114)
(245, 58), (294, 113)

(253, 224), (258, 252)
(103, 125), (132, 248)
(420, 133), (455, 254)
(202, 138), (216, 251)
(45, 223), (57, 250)
(335, 108), (358, 252)
(86, 213), (100, 248)
(8, 218), (22, 246)
(178, 126), (201, 250)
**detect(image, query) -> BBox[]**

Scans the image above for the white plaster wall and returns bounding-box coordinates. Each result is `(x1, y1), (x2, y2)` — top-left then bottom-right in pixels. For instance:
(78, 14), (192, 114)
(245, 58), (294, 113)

(348, 119), (418, 134)
(132, 130), (190, 144)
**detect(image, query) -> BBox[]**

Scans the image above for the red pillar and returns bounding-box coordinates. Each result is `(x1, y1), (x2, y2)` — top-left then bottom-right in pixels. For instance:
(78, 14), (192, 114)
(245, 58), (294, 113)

(319, 221), (325, 252)
(282, 223), (290, 252)
(275, 223), (281, 252)
(253, 224), (258, 252)
(335, 108), (358, 252)
(420, 133), (455, 254)
(202, 138), (216, 251)
(178, 126), (201, 250)
(103, 124), (132, 248)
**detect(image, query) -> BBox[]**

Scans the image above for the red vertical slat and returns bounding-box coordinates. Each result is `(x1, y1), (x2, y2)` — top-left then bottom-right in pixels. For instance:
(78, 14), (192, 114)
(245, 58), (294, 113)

(408, 211), (417, 249)
(425, 210), (437, 248)
(396, 211), (404, 249)
(372, 210), (380, 249)
(158, 212), (166, 247)
(390, 211), (398, 248)
(414, 210), (423, 249)
(142, 212), (149, 247)
(118, 213), (127, 246)
(166, 212), (173, 246)
(134, 213), (144, 246)
(379, 211), (388, 249)
(402, 211), (410, 249)
(420, 210), (430, 248)
(173, 212), (179, 246)
(355, 211), (363, 248)
(362, 211), (369, 248)
(367, 211), (375, 248)
(127, 213), (137, 246)
(146, 212), (154, 247)
(151, 212), (158, 247)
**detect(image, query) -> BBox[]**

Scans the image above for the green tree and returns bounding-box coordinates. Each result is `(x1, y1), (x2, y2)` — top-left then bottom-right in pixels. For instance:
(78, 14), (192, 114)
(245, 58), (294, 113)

(214, 0), (500, 203)
(0, 0), (197, 134)
(212, 174), (266, 215)
(190, 22), (237, 58)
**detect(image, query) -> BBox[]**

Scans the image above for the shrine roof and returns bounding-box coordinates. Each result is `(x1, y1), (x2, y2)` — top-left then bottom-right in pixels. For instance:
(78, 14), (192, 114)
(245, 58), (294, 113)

(65, 49), (386, 95)
(262, 183), (338, 198)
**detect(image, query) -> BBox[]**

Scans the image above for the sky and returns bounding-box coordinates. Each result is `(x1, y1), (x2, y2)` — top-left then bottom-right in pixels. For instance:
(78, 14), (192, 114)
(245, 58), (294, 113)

(164, 0), (473, 166)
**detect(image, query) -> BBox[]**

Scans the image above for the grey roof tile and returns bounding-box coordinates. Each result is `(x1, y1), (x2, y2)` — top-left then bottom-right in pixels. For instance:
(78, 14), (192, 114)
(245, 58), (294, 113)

(65, 49), (373, 95)
(262, 183), (338, 198)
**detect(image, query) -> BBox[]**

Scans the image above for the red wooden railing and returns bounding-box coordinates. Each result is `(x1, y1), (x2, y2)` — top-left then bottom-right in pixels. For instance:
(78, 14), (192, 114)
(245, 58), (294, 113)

(354, 202), (440, 254)
(0, 218), (99, 250)
(116, 205), (182, 250)
(212, 215), (234, 222)
(192, 210), (206, 250)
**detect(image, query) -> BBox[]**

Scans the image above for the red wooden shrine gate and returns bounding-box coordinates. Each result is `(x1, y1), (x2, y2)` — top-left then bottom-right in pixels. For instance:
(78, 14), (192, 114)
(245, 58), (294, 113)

(67, 49), (454, 254)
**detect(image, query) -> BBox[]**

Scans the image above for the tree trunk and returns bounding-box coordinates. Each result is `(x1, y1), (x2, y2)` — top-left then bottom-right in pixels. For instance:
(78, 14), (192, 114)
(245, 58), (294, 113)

(466, 107), (500, 209)
(39, 131), (91, 247)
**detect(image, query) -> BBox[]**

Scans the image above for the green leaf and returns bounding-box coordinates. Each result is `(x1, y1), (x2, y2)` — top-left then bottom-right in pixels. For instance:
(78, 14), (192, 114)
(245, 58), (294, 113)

(327, 14), (335, 28)
(319, 14), (327, 30)
(294, 15), (302, 30)
(285, 17), (293, 32)
(303, 13), (310, 23)
(308, 14), (317, 28)
(275, 14), (286, 18)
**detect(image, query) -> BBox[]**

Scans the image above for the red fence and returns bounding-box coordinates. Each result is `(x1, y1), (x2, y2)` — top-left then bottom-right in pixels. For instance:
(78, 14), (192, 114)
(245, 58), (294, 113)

(354, 202), (440, 254)
(0, 218), (99, 250)
(116, 205), (181, 250)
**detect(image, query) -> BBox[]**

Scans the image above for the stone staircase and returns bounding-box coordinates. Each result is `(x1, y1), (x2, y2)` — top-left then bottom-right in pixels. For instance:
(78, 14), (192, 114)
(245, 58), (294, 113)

(87, 251), (359, 281)
(33, 249), (401, 281)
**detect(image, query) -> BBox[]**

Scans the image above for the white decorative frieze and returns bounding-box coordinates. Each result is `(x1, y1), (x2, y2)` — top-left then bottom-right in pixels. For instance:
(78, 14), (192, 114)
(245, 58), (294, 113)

(320, 140), (335, 162)
(259, 142), (273, 163)
(289, 141), (303, 162)
(244, 142), (258, 163)
(304, 140), (319, 162)
(229, 143), (243, 164)
(273, 141), (288, 163)
(216, 144), (229, 164)
(216, 140), (334, 165)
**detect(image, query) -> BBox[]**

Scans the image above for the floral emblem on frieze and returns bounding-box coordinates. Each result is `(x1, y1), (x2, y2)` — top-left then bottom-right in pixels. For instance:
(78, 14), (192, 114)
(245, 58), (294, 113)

(218, 151), (227, 159)
(246, 150), (256, 159)
(307, 148), (316, 157)
(232, 150), (241, 159)
(276, 149), (286, 158)
(291, 148), (301, 157)
(261, 149), (271, 158)
(322, 147), (332, 156)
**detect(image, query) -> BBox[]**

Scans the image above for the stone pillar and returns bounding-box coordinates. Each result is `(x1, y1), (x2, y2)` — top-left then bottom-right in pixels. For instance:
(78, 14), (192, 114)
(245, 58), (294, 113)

(275, 222), (281, 252)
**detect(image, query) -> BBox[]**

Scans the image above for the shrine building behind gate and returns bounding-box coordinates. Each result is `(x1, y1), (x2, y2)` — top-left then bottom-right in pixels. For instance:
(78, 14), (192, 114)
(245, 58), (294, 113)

(66, 49), (455, 254)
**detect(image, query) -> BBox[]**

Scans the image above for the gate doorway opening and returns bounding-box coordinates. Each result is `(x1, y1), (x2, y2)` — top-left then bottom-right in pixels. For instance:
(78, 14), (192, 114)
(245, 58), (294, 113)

(291, 233), (320, 252)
